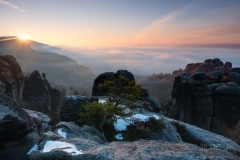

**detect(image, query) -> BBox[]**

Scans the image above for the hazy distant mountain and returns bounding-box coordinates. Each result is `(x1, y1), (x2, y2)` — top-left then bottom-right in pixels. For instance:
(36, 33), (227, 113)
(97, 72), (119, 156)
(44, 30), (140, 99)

(0, 37), (95, 90)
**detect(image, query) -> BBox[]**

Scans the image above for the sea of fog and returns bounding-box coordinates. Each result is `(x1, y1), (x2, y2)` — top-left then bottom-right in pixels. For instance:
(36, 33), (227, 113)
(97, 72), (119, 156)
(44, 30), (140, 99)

(39, 45), (240, 76)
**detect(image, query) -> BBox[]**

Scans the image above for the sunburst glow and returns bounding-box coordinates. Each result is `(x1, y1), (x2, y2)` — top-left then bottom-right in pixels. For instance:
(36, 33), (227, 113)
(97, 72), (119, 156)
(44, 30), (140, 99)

(18, 35), (28, 40)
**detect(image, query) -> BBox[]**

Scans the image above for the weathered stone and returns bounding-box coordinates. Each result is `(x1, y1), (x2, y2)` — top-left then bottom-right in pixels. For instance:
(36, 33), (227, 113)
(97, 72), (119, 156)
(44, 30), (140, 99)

(220, 68), (240, 84)
(0, 55), (24, 104)
(56, 121), (107, 144)
(211, 84), (240, 144)
(175, 72), (213, 130)
(169, 118), (240, 156)
(22, 70), (51, 114)
(206, 70), (224, 84)
(22, 71), (62, 124)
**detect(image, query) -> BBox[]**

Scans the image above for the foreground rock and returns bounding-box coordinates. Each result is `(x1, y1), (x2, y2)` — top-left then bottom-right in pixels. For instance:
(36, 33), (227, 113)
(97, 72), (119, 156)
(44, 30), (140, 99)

(29, 120), (240, 160)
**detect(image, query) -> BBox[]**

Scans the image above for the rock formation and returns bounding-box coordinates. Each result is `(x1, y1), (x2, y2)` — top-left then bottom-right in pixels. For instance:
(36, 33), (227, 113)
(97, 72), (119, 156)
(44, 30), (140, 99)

(22, 71), (62, 124)
(92, 69), (161, 112)
(0, 55), (24, 104)
(0, 55), (44, 160)
(172, 67), (240, 144)
(172, 58), (231, 76)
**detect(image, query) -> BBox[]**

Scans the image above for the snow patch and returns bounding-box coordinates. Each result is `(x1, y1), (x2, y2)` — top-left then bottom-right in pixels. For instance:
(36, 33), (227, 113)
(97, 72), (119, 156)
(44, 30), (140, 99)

(114, 118), (131, 131)
(115, 133), (123, 140)
(43, 141), (83, 155)
(114, 114), (160, 131)
(98, 99), (106, 104)
(58, 128), (67, 138)
(27, 143), (38, 155)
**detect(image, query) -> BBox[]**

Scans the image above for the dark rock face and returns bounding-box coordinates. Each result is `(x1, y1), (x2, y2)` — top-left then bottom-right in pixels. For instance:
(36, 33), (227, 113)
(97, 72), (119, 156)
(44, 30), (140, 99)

(0, 55), (24, 104)
(22, 71), (51, 114)
(211, 83), (240, 144)
(92, 72), (115, 96)
(173, 68), (240, 144)
(22, 71), (62, 124)
(116, 69), (135, 81)
(60, 95), (91, 122)
(175, 72), (213, 130)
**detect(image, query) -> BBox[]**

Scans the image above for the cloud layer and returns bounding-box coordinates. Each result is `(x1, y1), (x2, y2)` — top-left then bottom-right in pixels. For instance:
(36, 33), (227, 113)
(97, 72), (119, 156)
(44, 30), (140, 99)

(60, 46), (240, 76)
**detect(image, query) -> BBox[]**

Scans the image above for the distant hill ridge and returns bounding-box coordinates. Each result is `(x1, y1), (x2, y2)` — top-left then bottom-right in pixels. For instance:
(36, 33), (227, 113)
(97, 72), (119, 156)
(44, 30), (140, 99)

(0, 37), (95, 88)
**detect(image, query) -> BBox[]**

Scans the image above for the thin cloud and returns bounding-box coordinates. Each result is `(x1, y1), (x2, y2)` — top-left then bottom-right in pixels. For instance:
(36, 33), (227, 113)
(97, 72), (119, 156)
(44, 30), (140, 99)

(135, 4), (240, 46)
(0, 0), (26, 12)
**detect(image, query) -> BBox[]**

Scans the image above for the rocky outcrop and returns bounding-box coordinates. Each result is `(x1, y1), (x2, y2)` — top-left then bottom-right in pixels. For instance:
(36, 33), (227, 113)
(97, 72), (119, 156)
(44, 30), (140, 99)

(175, 72), (213, 130)
(22, 71), (62, 124)
(173, 68), (240, 144)
(0, 55), (24, 104)
(60, 95), (91, 122)
(172, 58), (231, 76)
(92, 70), (161, 112)
(22, 71), (51, 114)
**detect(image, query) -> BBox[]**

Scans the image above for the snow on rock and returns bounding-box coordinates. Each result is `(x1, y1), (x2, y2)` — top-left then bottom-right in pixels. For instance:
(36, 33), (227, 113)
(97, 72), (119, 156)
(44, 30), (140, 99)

(115, 133), (123, 140)
(114, 118), (132, 131)
(98, 99), (106, 104)
(43, 141), (83, 155)
(27, 143), (38, 155)
(114, 113), (160, 131)
(57, 128), (67, 138)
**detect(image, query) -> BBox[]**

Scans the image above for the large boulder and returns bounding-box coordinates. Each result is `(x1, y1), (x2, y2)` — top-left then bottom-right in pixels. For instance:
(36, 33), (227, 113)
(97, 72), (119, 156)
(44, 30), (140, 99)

(60, 95), (91, 122)
(220, 67), (240, 85)
(175, 72), (213, 130)
(206, 70), (224, 84)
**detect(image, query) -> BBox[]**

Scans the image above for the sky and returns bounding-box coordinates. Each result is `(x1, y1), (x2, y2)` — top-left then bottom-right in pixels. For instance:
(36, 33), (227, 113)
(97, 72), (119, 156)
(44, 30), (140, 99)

(1, 0), (240, 48)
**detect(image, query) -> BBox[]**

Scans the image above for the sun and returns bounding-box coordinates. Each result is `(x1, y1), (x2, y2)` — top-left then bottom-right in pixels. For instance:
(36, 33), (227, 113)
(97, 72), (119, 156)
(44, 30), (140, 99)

(18, 34), (29, 41)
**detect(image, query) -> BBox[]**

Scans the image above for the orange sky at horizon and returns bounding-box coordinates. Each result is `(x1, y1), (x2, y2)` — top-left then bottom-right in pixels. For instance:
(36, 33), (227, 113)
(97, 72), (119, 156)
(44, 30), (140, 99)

(1, 0), (240, 48)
